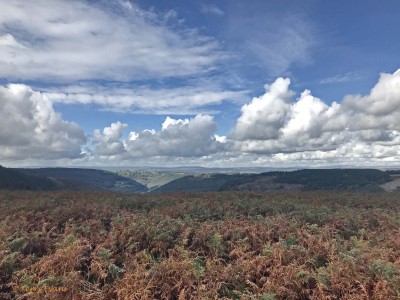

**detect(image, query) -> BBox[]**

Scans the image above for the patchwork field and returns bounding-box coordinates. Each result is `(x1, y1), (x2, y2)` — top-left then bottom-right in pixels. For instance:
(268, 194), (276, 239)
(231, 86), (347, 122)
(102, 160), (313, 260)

(1, 190), (399, 299)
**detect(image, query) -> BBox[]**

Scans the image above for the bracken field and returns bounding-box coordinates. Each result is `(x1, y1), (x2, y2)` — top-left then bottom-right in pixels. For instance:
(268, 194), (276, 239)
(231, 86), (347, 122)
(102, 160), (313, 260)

(0, 190), (400, 299)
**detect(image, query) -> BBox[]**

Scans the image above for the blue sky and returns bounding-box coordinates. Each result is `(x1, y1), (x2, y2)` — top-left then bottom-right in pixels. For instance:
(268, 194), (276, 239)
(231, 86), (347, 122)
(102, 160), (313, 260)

(1, 0), (400, 168)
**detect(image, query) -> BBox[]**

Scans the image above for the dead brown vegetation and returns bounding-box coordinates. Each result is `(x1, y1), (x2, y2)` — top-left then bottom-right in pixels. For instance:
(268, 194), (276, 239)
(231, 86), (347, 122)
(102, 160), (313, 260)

(0, 190), (399, 299)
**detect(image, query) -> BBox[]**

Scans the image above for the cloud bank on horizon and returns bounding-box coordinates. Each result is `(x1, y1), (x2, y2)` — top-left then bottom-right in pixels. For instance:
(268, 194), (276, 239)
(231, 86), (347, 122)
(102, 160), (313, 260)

(2, 70), (400, 168)
(0, 0), (399, 168)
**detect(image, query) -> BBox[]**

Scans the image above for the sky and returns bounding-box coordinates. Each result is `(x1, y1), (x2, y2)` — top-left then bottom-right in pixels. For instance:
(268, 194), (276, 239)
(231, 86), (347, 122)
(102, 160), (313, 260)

(1, 0), (400, 168)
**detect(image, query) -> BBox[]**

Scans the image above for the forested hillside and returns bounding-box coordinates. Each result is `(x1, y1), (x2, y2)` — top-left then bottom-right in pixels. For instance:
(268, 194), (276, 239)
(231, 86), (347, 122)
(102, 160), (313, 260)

(17, 168), (147, 192)
(0, 166), (56, 190)
(152, 169), (391, 193)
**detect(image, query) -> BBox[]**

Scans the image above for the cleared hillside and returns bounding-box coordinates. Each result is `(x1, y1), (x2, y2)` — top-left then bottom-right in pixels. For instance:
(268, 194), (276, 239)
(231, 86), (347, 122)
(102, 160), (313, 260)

(116, 170), (186, 190)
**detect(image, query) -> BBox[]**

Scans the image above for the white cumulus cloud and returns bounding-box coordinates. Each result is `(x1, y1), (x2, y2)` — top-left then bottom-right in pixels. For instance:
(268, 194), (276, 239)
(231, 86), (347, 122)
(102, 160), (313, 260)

(234, 78), (294, 140)
(0, 84), (86, 160)
(91, 115), (225, 159)
(233, 69), (400, 164)
(92, 122), (128, 156)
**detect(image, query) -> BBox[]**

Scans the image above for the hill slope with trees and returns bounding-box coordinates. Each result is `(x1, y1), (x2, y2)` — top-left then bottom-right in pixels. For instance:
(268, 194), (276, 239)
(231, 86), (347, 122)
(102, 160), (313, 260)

(0, 166), (56, 190)
(151, 169), (391, 193)
(16, 168), (148, 192)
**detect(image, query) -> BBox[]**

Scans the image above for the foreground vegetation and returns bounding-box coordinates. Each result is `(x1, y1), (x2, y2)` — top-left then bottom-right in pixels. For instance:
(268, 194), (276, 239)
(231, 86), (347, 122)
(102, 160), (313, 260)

(1, 190), (400, 299)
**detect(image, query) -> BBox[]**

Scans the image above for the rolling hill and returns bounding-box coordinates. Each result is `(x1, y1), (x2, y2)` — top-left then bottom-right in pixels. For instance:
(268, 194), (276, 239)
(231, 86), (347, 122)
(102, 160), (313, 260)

(17, 168), (148, 192)
(151, 173), (267, 193)
(0, 166), (56, 190)
(151, 169), (392, 193)
(272, 169), (390, 191)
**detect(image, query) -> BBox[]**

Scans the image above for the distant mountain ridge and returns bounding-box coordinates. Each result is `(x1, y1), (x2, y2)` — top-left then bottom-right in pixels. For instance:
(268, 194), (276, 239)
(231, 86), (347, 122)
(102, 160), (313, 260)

(0, 166), (396, 193)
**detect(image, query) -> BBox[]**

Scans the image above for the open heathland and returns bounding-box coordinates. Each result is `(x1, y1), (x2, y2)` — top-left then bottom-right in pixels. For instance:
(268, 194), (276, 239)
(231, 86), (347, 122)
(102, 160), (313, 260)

(1, 190), (400, 299)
